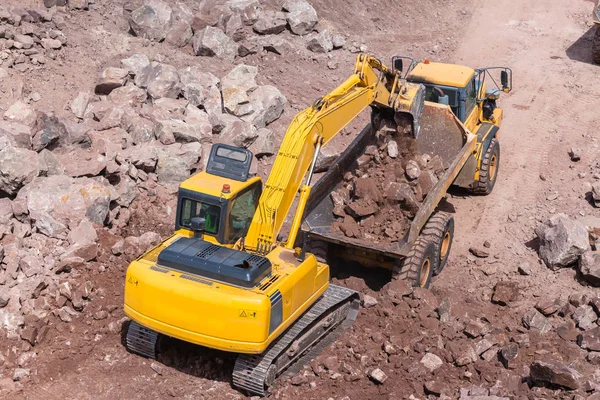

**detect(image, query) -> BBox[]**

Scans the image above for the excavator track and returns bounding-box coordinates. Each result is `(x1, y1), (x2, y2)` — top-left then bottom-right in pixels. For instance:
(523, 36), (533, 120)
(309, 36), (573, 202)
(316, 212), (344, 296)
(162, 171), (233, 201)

(126, 321), (159, 359)
(232, 284), (360, 397)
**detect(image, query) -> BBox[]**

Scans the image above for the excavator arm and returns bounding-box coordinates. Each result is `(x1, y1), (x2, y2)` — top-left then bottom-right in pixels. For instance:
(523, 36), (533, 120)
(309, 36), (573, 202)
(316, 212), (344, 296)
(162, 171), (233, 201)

(243, 54), (426, 254)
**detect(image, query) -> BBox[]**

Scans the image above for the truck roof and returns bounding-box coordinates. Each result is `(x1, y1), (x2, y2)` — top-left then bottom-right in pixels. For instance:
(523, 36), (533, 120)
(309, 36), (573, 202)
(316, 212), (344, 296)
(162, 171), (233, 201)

(407, 62), (475, 88)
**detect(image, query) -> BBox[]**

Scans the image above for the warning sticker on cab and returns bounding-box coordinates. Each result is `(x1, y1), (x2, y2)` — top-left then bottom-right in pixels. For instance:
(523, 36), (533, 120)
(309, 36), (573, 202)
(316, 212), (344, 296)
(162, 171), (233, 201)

(239, 310), (257, 318)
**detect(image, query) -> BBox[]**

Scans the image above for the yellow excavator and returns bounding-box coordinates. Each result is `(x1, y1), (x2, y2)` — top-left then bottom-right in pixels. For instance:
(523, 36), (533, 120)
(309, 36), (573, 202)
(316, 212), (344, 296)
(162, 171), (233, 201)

(123, 54), (511, 396)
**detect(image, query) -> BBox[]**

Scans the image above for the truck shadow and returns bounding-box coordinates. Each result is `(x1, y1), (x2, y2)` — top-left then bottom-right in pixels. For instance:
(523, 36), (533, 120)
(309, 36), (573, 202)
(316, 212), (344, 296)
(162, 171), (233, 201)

(121, 321), (236, 385)
(329, 260), (391, 292)
(566, 27), (597, 65)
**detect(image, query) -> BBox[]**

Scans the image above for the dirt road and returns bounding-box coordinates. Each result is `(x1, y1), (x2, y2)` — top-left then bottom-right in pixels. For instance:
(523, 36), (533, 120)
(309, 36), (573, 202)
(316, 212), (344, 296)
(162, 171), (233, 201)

(9, 0), (600, 399)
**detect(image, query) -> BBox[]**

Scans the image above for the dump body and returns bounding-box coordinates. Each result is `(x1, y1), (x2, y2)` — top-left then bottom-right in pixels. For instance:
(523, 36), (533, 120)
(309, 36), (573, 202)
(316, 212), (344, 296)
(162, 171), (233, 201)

(301, 102), (477, 268)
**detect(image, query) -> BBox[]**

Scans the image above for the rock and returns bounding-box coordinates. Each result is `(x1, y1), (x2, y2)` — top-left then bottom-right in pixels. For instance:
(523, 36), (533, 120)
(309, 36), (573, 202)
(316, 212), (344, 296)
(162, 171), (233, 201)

(129, 0), (173, 41)
(121, 54), (151, 79)
(283, 0), (318, 35)
(4, 100), (37, 127)
(0, 137), (39, 196)
(0, 122), (32, 149)
(125, 144), (159, 172)
(249, 128), (275, 158)
(436, 297), (451, 322)
(469, 247), (489, 258)
(136, 62), (181, 100)
(158, 118), (212, 144)
(332, 34), (346, 49)
(41, 38), (62, 50)
(314, 146), (338, 172)
(588, 353), (600, 365)
(405, 160), (421, 180)
(362, 294), (378, 308)
(56, 150), (107, 178)
(387, 140), (398, 158)
(192, 26), (238, 63)
(591, 181), (600, 207)
(70, 0), (89, 9)
(522, 309), (552, 334)
(572, 305), (598, 330)
(307, 29), (333, 53)
(499, 343), (519, 369)
(569, 148), (581, 162)
(219, 116), (258, 148)
(530, 360), (580, 390)
(221, 64), (258, 114)
(150, 362), (163, 375)
(14, 34), (34, 49)
(578, 327), (600, 351)
(386, 182), (419, 217)
(32, 112), (68, 152)
(13, 175), (111, 238)
(450, 343), (477, 366)
(241, 85), (286, 128)
(517, 262), (532, 275)
(569, 293), (588, 307)
(95, 67), (129, 95)
(535, 214), (590, 269)
(12, 368), (29, 381)
(166, 20), (193, 48)
(492, 281), (519, 306)
(420, 352), (443, 371)
(556, 324), (579, 341)
(579, 251), (600, 286)
(535, 298), (563, 316)
(179, 66), (221, 114)
(109, 86), (148, 108)
(156, 142), (202, 183)
(70, 92), (91, 119)
(368, 368), (387, 384)
(253, 11), (287, 35)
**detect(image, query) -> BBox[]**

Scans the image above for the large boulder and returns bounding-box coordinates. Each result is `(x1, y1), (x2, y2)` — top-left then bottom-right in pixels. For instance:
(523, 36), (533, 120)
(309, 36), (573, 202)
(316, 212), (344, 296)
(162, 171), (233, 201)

(579, 251), (600, 286)
(13, 175), (112, 239)
(227, 0), (259, 25)
(31, 112), (69, 152)
(221, 64), (258, 114)
(0, 122), (32, 149)
(95, 67), (130, 95)
(156, 143), (202, 183)
(156, 118), (212, 144)
(0, 136), (39, 196)
(136, 62), (181, 100)
(166, 3), (194, 48)
(241, 85), (286, 128)
(529, 360), (581, 390)
(3, 100), (37, 128)
(122, 54), (151, 81)
(535, 214), (590, 269)
(178, 66), (222, 116)
(253, 11), (287, 35)
(192, 26), (238, 63)
(307, 29), (333, 53)
(129, 0), (173, 42)
(282, 0), (318, 36)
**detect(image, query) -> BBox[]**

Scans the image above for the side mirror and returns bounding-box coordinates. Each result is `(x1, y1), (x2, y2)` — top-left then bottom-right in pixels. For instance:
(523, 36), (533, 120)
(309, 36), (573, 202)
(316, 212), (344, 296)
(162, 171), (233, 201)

(393, 58), (403, 73)
(501, 70), (509, 92)
(190, 217), (206, 239)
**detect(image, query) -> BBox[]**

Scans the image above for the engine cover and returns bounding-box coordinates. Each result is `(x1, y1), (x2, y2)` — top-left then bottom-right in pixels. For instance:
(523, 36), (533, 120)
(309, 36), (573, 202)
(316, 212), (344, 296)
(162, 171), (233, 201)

(157, 237), (272, 288)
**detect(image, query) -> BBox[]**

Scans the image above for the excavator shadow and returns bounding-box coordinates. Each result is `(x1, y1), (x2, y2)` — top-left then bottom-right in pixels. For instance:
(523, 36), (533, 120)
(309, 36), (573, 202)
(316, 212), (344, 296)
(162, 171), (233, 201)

(121, 321), (236, 384)
(566, 26), (597, 65)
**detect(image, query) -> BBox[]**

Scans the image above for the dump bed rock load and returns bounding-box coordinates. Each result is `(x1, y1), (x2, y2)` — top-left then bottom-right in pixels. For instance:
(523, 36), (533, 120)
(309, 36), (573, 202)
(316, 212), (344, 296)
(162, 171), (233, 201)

(330, 131), (445, 245)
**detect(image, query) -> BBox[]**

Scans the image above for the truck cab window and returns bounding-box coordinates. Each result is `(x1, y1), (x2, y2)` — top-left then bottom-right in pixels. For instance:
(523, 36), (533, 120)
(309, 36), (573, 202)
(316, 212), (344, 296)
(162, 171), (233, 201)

(464, 78), (477, 118)
(180, 199), (221, 235)
(228, 185), (261, 243)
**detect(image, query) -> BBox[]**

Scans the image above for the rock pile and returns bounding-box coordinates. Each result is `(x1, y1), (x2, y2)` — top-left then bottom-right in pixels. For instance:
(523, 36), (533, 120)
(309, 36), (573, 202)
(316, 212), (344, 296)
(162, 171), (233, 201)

(125, 0), (345, 58)
(330, 133), (445, 244)
(0, 49), (288, 379)
(274, 277), (600, 399)
(0, 4), (69, 72)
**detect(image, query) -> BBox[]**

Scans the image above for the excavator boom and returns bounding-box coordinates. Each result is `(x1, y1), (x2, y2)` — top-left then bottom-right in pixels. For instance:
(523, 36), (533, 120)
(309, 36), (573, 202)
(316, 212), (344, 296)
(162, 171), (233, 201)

(244, 54), (425, 254)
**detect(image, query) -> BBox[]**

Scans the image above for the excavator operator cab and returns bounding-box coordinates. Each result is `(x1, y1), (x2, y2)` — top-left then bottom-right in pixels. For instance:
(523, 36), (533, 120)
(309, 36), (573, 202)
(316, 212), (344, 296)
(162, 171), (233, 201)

(175, 144), (263, 246)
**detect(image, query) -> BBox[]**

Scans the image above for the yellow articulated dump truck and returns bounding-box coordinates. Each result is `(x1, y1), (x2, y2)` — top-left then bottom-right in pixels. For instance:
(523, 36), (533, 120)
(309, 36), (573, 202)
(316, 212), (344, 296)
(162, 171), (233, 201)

(123, 54), (512, 396)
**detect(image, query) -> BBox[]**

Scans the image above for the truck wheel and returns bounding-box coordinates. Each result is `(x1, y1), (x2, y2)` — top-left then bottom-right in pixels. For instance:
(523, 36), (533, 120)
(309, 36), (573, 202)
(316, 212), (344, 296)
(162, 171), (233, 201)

(421, 211), (454, 276)
(593, 27), (600, 65)
(472, 138), (500, 195)
(394, 236), (439, 288)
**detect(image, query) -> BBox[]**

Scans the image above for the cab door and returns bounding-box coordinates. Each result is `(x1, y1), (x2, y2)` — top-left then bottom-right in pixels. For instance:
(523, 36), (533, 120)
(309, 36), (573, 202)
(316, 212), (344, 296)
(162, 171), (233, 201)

(462, 76), (480, 133)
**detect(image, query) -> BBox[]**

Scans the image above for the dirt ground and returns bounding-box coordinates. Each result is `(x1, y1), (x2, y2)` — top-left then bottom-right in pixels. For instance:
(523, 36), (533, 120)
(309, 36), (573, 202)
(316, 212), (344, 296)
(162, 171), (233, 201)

(3, 0), (600, 399)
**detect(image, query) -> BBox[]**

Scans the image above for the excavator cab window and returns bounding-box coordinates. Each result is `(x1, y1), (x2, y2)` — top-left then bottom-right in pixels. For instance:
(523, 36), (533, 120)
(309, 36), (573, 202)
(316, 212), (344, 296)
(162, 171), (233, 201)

(180, 199), (221, 235)
(227, 183), (262, 244)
